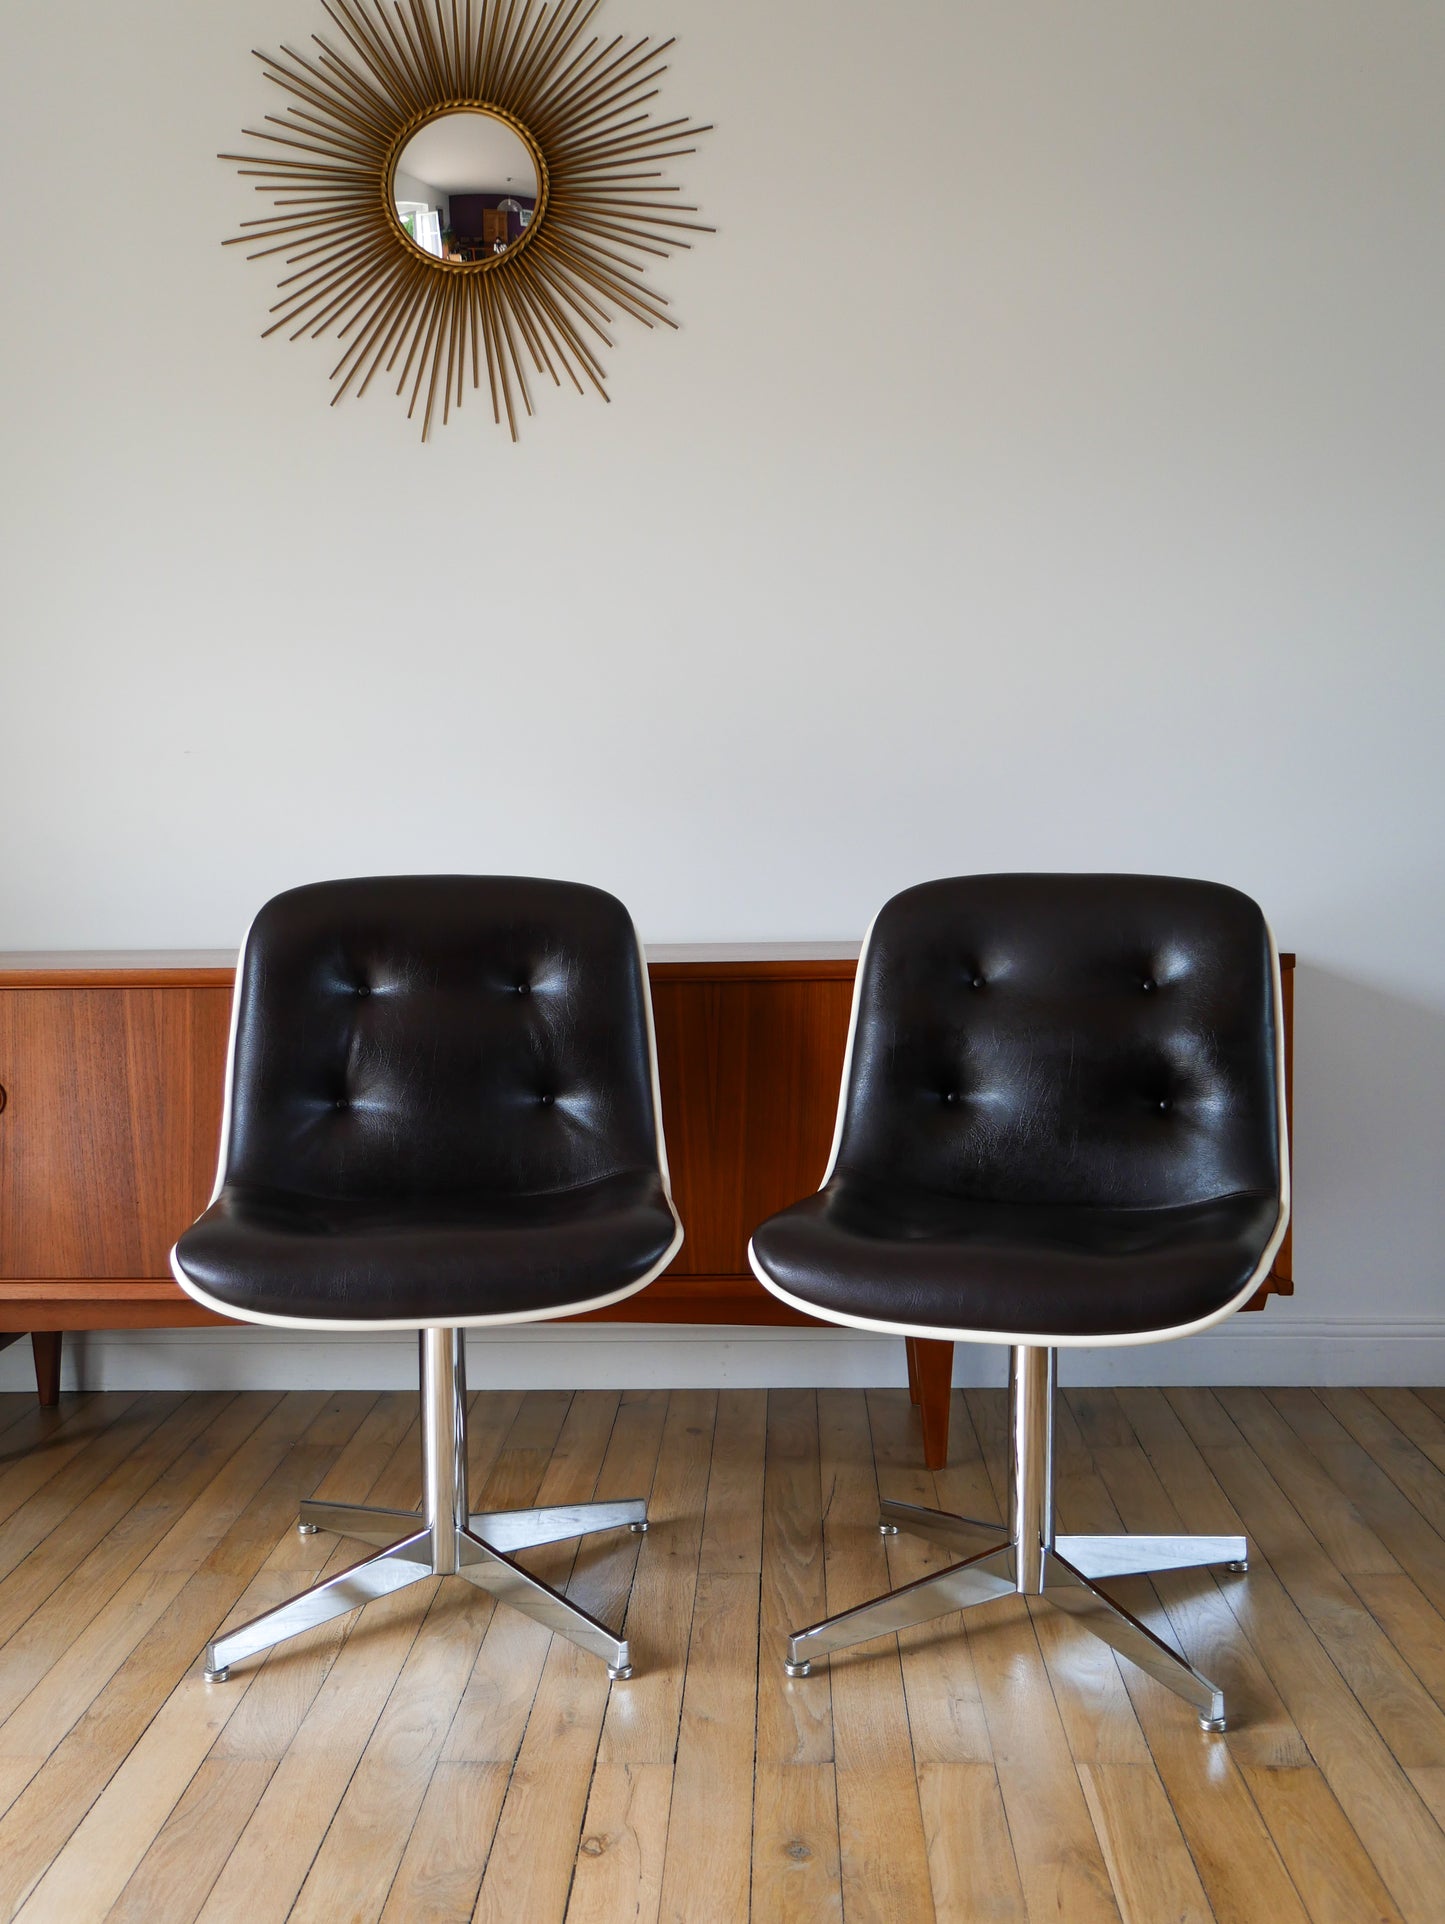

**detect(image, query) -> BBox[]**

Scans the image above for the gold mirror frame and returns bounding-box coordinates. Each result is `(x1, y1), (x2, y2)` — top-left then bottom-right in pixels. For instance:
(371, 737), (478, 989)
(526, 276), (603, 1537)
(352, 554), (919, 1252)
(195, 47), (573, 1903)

(224, 0), (711, 439)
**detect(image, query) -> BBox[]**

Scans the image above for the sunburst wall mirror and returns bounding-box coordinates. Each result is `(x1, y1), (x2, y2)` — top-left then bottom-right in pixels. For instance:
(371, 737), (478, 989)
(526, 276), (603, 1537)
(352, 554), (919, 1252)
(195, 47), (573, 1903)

(224, 0), (712, 438)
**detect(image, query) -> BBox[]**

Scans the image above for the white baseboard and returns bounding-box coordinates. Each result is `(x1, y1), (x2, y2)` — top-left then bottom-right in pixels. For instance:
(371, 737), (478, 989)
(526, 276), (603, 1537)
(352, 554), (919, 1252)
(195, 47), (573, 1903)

(3, 1315), (1443, 1393)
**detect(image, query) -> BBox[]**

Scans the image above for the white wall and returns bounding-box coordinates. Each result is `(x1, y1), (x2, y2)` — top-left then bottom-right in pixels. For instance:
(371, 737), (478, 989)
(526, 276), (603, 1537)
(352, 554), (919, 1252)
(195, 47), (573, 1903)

(391, 167), (447, 226)
(1, 1), (1442, 1388)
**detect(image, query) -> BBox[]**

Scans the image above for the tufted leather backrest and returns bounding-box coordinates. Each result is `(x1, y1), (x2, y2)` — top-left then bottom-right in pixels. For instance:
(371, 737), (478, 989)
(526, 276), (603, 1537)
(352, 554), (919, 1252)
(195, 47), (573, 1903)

(834, 874), (1281, 1211)
(220, 876), (665, 1203)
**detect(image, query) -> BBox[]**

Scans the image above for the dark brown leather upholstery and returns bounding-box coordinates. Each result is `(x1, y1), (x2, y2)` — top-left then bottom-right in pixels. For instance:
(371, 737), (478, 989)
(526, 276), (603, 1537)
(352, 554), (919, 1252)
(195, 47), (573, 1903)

(749, 874), (1284, 1340)
(173, 876), (680, 1325)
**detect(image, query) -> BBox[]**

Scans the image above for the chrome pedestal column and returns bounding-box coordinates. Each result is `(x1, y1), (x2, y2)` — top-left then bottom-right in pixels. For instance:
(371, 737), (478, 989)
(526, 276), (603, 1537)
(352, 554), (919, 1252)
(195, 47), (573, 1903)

(204, 1328), (647, 1684)
(782, 1345), (1243, 1731)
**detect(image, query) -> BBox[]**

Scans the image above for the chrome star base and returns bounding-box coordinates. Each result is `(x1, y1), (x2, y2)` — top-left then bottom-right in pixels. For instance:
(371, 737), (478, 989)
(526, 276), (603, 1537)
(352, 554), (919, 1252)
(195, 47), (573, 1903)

(783, 1346), (1245, 1732)
(203, 1329), (645, 1684)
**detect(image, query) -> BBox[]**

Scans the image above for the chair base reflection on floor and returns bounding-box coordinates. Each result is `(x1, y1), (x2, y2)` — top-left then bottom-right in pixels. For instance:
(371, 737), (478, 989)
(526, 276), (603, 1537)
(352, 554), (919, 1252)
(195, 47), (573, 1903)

(204, 1329), (647, 1684)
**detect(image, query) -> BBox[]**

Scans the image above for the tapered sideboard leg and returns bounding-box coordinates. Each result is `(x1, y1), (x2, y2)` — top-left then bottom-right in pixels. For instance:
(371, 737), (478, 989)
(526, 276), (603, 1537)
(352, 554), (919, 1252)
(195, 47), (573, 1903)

(31, 1332), (61, 1406)
(911, 1338), (953, 1469)
(904, 1337), (922, 1405)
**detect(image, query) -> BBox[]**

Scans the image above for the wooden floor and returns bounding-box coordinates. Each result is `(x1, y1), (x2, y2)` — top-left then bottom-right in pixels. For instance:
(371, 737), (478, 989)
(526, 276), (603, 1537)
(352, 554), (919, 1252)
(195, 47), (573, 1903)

(4, 1384), (1445, 1923)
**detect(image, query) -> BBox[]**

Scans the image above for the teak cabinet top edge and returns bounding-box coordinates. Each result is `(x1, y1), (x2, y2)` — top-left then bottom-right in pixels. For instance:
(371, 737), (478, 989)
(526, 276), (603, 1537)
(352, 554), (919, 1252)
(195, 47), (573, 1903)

(0, 949), (1297, 989)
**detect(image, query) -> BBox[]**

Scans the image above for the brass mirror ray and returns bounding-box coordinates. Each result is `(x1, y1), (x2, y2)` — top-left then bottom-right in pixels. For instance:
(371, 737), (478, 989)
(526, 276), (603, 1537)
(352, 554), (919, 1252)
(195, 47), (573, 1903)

(224, 0), (711, 439)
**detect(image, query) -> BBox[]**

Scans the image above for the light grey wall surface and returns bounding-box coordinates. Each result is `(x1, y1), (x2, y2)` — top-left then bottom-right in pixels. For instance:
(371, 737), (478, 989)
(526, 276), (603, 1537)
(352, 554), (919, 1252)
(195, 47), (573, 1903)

(391, 166), (447, 223)
(1, 1), (1441, 1385)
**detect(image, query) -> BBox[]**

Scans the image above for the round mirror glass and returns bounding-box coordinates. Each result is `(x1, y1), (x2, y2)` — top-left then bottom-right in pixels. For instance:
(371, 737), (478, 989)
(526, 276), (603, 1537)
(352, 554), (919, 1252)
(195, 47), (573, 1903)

(392, 110), (539, 263)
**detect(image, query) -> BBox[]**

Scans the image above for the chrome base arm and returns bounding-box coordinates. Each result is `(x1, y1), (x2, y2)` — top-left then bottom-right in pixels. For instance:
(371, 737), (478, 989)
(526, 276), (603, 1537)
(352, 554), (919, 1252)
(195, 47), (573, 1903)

(784, 1541), (1013, 1677)
(468, 1498), (649, 1552)
(877, 1498), (1011, 1557)
(1054, 1533), (1248, 1580)
(1044, 1549), (1228, 1730)
(205, 1528), (433, 1680)
(297, 1497), (650, 1555)
(457, 1527), (635, 1676)
(297, 1499), (422, 1546)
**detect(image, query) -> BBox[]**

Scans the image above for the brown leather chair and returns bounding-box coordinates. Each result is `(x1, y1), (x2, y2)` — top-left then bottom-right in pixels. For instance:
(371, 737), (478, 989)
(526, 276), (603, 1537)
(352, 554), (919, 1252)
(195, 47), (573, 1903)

(749, 873), (1288, 1730)
(173, 875), (681, 1684)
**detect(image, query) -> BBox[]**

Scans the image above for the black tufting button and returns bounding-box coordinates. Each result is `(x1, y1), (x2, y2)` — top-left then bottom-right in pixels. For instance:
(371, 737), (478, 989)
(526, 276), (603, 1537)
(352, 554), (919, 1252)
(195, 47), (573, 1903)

(1157, 1098), (1170, 1112)
(516, 982), (531, 997)
(1141, 977), (1156, 993)
(970, 976), (985, 990)
(334, 1097), (349, 1110)
(539, 1092), (554, 1106)
(355, 985), (370, 998)
(942, 1090), (961, 1105)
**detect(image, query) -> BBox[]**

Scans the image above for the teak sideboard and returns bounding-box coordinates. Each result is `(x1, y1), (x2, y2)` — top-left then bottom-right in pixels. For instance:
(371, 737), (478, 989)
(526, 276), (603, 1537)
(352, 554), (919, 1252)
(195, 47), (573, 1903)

(0, 946), (1295, 1468)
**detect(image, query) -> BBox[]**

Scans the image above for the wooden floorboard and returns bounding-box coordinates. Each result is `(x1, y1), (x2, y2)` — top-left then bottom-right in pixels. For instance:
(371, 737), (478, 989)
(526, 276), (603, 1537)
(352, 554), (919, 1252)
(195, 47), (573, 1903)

(2, 1385), (1445, 1920)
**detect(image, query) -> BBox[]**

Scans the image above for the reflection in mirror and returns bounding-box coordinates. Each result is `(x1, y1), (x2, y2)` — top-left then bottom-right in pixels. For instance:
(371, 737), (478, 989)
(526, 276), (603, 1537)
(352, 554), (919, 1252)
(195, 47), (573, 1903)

(393, 110), (539, 262)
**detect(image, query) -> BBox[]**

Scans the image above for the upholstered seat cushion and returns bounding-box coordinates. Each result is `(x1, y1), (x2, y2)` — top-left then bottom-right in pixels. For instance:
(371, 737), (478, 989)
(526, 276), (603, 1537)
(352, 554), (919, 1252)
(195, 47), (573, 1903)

(175, 1168), (679, 1325)
(750, 1174), (1281, 1340)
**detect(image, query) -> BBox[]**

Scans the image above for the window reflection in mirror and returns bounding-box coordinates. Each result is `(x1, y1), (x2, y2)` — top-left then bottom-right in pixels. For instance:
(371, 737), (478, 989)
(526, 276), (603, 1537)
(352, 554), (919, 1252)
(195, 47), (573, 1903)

(392, 109), (538, 262)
